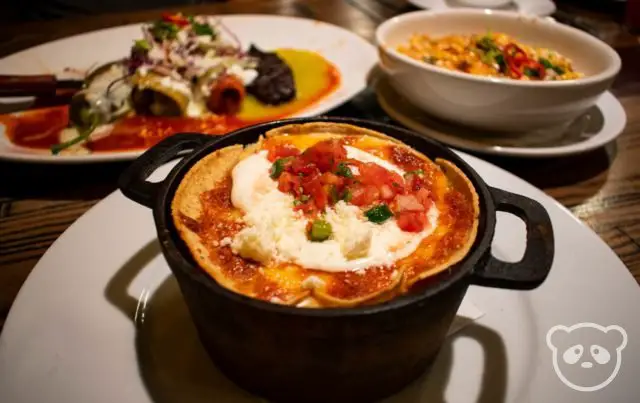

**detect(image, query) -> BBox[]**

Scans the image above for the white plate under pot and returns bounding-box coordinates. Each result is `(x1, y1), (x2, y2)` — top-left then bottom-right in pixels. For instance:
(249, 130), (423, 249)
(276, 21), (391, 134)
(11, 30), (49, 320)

(0, 151), (639, 402)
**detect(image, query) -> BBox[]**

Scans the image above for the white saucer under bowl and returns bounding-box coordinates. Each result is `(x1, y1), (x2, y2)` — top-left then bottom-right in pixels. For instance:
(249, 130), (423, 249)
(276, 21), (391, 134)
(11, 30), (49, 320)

(407, 0), (557, 17)
(375, 76), (626, 158)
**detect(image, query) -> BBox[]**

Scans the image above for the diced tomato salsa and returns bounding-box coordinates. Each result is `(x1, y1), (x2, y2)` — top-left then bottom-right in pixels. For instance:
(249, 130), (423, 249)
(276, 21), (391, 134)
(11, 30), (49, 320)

(267, 139), (434, 232)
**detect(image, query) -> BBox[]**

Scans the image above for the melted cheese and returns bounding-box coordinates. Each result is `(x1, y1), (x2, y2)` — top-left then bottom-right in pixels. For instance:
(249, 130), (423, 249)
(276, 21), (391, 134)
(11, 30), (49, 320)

(229, 149), (439, 272)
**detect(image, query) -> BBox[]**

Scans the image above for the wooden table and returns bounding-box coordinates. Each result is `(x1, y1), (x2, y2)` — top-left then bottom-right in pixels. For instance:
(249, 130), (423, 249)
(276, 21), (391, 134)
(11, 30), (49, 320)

(1, 0), (639, 333)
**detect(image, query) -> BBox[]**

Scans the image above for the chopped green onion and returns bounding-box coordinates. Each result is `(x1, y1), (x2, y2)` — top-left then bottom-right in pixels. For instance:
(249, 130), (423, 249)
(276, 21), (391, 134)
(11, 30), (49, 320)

(134, 39), (151, 51)
(495, 54), (506, 71)
(309, 219), (332, 242)
(365, 204), (393, 224)
(539, 57), (565, 75)
(476, 35), (497, 52)
(150, 21), (179, 41)
(539, 57), (553, 69)
(335, 162), (353, 178)
(480, 48), (497, 64)
(270, 157), (292, 179)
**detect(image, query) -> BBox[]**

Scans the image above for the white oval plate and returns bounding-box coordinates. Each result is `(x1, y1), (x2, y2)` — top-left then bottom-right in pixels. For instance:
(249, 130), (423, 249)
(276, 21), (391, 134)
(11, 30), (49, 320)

(1, 152), (639, 403)
(0, 15), (377, 164)
(376, 76), (626, 158)
(407, 0), (557, 17)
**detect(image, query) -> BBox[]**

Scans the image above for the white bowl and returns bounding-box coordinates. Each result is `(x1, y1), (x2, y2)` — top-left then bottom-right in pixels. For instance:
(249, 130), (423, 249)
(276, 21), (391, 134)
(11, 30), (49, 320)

(375, 9), (621, 132)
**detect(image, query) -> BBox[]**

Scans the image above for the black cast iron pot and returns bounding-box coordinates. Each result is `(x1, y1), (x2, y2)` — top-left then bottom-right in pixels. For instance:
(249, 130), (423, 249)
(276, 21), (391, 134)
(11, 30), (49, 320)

(118, 117), (554, 403)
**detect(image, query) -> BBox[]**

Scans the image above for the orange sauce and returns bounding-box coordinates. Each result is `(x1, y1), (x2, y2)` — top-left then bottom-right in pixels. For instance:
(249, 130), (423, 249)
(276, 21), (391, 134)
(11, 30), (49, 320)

(0, 51), (340, 153)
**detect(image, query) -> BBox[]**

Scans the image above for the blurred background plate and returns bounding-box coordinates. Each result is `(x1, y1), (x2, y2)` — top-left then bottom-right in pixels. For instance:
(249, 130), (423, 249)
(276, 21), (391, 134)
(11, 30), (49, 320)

(407, 0), (557, 16)
(0, 14), (377, 164)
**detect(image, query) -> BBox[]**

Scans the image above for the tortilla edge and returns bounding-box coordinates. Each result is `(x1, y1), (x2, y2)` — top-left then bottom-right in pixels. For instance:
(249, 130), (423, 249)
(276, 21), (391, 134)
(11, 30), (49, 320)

(170, 125), (481, 308)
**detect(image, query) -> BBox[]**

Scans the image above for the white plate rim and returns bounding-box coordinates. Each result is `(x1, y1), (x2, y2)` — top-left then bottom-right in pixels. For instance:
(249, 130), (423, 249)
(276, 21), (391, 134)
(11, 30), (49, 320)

(406, 0), (557, 17)
(1, 152), (639, 403)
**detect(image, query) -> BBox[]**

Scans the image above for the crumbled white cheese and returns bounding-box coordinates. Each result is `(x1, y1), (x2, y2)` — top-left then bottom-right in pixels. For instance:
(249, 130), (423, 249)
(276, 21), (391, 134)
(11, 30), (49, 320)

(177, 30), (188, 44)
(324, 201), (372, 260)
(228, 150), (440, 273)
(227, 64), (258, 86)
(147, 46), (165, 62)
(185, 101), (205, 117)
(193, 56), (222, 71)
(158, 76), (191, 96)
(196, 35), (212, 44)
(233, 227), (276, 263)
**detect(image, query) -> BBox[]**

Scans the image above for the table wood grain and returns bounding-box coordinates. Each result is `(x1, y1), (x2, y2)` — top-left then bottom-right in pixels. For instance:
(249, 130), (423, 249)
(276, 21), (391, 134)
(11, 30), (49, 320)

(1, 0), (639, 333)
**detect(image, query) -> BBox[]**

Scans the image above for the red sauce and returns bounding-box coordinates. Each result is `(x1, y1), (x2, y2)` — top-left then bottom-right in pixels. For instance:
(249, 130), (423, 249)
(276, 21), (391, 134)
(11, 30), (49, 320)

(0, 65), (341, 153)
(0, 107), (69, 150)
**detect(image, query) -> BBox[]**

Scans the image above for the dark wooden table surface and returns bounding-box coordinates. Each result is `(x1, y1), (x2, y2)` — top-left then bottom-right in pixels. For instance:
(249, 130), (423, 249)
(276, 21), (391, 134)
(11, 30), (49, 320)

(1, 0), (639, 333)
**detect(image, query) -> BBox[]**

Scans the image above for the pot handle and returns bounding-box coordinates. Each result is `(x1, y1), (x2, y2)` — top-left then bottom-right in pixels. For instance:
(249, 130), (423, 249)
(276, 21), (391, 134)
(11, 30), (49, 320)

(472, 187), (555, 290)
(118, 133), (211, 209)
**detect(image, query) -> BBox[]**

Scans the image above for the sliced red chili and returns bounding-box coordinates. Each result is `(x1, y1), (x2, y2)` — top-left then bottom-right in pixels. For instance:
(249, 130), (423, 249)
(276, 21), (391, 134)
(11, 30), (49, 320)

(162, 12), (189, 26)
(503, 43), (527, 61)
(503, 43), (529, 79)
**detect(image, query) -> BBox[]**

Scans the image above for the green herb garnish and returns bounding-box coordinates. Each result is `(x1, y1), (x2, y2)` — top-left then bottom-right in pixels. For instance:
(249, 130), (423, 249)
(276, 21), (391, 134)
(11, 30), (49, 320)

(476, 35), (497, 52)
(480, 48), (500, 65)
(335, 162), (353, 178)
(133, 39), (151, 52)
(51, 110), (99, 155)
(309, 219), (332, 242)
(270, 157), (292, 179)
(495, 54), (506, 71)
(365, 204), (393, 224)
(192, 22), (215, 37)
(539, 57), (553, 69)
(150, 21), (179, 41)
(523, 67), (540, 78)
(539, 57), (565, 75)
